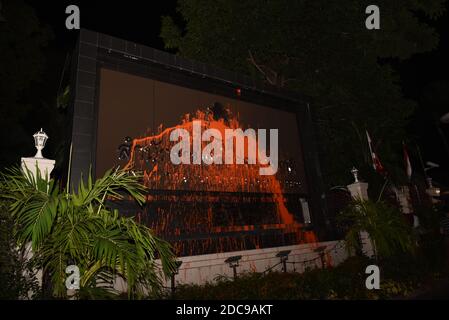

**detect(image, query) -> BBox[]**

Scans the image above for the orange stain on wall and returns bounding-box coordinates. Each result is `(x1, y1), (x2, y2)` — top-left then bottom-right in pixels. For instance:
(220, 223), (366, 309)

(122, 108), (317, 255)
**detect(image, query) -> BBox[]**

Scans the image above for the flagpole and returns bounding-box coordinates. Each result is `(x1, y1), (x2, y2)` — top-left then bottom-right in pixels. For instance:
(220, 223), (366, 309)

(410, 144), (426, 205)
(416, 145), (427, 178)
(366, 130), (375, 170)
(366, 129), (387, 177)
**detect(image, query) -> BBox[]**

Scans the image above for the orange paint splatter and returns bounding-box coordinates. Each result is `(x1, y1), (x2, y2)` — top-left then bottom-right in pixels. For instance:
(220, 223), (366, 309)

(121, 108), (318, 255)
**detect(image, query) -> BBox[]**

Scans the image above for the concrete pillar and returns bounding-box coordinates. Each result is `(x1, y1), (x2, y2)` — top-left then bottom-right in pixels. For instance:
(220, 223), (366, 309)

(394, 186), (412, 214)
(21, 157), (55, 181)
(300, 198), (312, 224)
(19, 129), (55, 298)
(19, 156), (54, 298)
(394, 185), (420, 228)
(347, 168), (375, 258)
(426, 178), (441, 204)
(347, 181), (369, 201)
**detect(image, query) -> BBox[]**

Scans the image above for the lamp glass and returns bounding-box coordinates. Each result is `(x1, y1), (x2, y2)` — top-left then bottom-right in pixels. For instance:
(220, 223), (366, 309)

(33, 128), (48, 158)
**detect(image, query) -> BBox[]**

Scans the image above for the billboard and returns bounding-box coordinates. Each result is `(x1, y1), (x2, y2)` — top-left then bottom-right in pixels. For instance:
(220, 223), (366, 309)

(96, 68), (308, 194)
(69, 30), (326, 256)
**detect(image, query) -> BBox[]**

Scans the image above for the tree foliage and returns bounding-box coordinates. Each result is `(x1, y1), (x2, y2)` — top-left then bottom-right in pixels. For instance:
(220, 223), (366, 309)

(0, 167), (176, 299)
(0, 0), (52, 168)
(161, 0), (446, 185)
(338, 198), (416, 258)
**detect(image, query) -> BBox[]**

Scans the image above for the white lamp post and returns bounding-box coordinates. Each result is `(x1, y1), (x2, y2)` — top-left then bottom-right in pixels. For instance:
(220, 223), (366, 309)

(346, 167), (375, 258)
(33, 128), (48, 158)
(20, 128), (55, 295)
(21, 128), (55, 181)
(347, 167), (368, 200)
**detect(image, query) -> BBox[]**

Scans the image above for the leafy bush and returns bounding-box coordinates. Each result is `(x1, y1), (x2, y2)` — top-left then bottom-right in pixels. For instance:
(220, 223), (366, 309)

(169, 255), (438, 300)
(0, 167), (176, 299)
(414, 204), (446, 266)
(0, 199), (40, 299)
(338, 199), (417, 258)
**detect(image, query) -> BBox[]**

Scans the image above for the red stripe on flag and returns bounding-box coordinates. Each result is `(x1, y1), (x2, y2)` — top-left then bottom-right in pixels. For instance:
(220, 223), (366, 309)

(403, 142), (412, 180)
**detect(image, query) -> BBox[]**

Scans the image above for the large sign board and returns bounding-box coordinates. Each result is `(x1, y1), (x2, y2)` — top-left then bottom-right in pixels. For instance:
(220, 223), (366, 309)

(69, 30), (327, 256)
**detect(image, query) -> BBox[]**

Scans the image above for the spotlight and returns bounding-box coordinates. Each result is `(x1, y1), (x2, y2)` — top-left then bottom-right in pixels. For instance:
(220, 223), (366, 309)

(170, 260), (183, 296)
(173, 260), (183, 275)
(224, 255), (242, 279)
(275, 250), (291, 272)
(313, 246), (327, 269)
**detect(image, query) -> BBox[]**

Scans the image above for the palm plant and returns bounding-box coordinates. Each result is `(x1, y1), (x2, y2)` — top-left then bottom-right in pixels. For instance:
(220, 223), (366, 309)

(0, 167), (176, 299)
(338, 198), (416, 259)
(0, 198), (40, 299)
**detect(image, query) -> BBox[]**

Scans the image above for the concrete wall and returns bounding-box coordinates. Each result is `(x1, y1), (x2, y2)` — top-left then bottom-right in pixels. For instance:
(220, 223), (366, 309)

(163, 240), (348, 287)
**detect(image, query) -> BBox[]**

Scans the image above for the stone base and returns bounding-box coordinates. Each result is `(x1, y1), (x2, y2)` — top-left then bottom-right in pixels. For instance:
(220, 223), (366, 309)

(21, 157), (55, 181)
(347, 181), (369, 200)
(112, 240), (349, 292)
(359, 230), (375, 258)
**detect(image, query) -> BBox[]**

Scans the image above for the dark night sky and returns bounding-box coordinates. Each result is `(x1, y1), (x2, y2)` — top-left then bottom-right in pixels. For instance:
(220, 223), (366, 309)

(26, 0), (449, 185)
(29, 1), (178, 50)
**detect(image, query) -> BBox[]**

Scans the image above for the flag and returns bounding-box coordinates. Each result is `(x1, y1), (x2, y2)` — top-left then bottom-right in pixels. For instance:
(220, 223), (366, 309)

(403, 142), (412, 180)
(366, 130), (386, 176)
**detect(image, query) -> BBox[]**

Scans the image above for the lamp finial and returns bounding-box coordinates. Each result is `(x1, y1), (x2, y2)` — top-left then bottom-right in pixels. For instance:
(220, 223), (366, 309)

(351, 167), (359, 183)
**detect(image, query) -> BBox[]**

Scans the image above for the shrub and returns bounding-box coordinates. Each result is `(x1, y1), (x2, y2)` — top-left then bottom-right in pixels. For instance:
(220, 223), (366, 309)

(0, 167), (176, 299)
(0, 199), (40, 299)
(338, 199), (417, 258)
(169, 254), (444, 300)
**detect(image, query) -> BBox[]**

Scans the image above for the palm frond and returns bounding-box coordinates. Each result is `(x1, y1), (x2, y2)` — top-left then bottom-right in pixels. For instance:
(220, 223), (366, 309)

(338, 198), (416, 258)
(0, 166), (176, 299)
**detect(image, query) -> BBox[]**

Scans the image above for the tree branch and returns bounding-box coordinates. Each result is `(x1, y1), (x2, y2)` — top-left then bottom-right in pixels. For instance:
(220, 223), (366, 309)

(247, 50), (278, 86)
